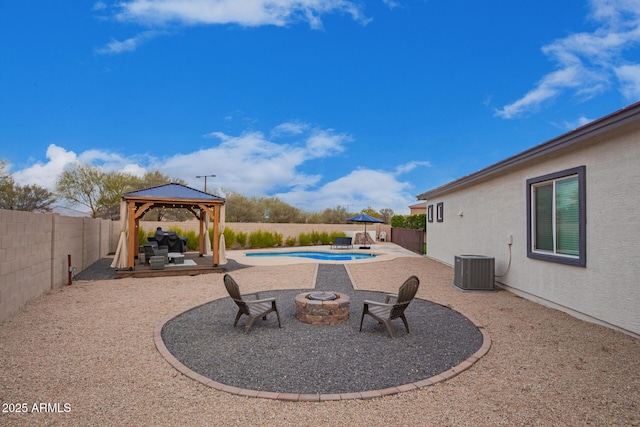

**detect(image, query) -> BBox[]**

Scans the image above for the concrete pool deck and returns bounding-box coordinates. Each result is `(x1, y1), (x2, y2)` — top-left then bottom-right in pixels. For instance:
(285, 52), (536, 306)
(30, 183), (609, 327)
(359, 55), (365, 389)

(224, 242), (421, 266)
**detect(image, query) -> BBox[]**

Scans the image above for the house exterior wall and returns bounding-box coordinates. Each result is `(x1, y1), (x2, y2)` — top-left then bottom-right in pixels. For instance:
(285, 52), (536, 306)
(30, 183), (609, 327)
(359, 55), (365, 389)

(424, 121), (640, 337)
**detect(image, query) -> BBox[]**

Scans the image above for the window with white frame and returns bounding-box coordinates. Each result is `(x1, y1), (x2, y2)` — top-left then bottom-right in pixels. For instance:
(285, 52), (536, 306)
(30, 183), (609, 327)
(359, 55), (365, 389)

(526, 166), (586, 267)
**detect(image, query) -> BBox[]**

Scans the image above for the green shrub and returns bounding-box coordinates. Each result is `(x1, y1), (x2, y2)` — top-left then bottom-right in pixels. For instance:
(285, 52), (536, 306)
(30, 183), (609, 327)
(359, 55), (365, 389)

(318, 231), (332, 245)
(183, 230), (199, 250)
(298, 232), (312, 246)
(248, 229), (282, 248)
(285, 236), (297, 247)
(236, 232), (247, 248)
(138, 228), (148, 245)
(222, 227), (235, 249)
(309, 231), (322, 245)
(391, 214), (426, 230)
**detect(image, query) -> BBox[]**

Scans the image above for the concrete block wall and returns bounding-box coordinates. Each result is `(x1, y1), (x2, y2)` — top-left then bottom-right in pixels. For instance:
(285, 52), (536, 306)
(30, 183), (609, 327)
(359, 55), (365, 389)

(0, 209), (112, 323)
(120, 220), (392, 252)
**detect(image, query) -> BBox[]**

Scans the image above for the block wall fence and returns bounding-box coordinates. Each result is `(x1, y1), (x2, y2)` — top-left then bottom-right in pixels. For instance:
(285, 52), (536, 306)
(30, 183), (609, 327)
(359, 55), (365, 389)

(0, 209), (111, 323)
(116, 220), (393, 253)
(1, 211), (390, 322)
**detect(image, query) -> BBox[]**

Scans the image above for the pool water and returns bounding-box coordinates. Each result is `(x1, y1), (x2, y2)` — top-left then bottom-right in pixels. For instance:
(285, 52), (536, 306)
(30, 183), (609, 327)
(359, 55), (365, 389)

(246, 251), (377, 261)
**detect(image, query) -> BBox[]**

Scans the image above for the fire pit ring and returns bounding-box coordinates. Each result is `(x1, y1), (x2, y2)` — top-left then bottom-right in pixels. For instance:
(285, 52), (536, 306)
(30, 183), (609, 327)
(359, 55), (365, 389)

(307, 292), (337, 301)
(295, 291), (350, 325)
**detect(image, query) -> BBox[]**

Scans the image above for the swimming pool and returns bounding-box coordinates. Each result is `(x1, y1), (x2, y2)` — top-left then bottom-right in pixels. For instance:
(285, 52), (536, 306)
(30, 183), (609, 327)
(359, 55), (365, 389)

(245, 251), (378, 261)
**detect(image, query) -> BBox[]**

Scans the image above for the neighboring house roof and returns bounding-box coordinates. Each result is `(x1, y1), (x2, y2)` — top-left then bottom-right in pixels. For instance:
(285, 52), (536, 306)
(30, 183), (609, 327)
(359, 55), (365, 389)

(409, 201), (427, 209)
(123, 183), (224, 201)
(417, 100), (640, 200)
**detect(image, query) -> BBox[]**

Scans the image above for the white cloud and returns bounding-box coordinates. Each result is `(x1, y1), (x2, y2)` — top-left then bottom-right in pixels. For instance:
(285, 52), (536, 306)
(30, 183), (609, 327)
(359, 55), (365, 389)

(615, 63), (640, 99)
(12, 144), (149, 190)
(95, 30), (160, 54)
(275, 168), (417, 213)
(381, 0), (400, 9)
(271, 122), (309, 136)
(496, 0), (640, 118)
(12, 145), (77, 188)
(394, 160), (430, 175)
(115, 0), (370, 29)
(304, 129), (350, 157)
(9, 123), (422, 214)
(559, 116), (593, 131)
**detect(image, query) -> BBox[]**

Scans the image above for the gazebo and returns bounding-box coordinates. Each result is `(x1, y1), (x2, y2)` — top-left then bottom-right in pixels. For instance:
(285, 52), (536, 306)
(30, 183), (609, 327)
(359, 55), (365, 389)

(111, 183), (226, 271)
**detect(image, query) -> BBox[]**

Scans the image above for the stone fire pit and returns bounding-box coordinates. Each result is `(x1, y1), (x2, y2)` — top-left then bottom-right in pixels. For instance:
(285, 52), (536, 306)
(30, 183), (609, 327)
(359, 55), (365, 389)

(294, 292), (350, 325)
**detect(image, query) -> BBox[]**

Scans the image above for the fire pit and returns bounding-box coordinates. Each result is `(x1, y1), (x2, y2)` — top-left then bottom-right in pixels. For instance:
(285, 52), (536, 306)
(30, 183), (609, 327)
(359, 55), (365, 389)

(295, 292), (350, 325)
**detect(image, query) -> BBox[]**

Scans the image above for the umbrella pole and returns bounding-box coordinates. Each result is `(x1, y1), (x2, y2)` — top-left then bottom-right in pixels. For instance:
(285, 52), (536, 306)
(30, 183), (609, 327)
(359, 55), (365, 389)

(361, 222), (370, 250)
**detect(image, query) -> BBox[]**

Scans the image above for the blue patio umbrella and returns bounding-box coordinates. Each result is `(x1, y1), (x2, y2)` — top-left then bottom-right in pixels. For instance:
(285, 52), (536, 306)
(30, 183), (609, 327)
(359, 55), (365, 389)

(346, 214), (385, 249)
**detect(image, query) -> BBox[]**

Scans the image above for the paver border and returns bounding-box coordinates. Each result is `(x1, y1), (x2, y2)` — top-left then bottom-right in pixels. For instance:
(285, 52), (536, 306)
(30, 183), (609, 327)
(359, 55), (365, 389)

(153, 303), (492, 401)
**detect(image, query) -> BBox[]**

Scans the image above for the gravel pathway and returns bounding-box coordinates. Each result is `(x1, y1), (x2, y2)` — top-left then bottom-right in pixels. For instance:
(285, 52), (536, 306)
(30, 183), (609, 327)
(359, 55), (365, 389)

(161, 264), (483, 394)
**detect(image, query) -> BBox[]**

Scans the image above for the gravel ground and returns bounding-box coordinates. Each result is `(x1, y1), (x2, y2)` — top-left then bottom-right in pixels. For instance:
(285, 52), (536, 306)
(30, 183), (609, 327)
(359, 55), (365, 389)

(162, 265), (483, 394)
(1, 254), (639, 426)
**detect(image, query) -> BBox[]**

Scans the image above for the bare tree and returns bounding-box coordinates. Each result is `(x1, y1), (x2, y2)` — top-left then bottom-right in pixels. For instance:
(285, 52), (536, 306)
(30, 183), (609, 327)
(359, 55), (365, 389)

(0, 161), (56, 212)
(55, 164), (106, 218)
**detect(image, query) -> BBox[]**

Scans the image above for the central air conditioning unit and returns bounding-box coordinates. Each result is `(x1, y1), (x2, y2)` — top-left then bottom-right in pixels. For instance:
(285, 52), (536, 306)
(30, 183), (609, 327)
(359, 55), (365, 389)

(453, 255), (495, 291)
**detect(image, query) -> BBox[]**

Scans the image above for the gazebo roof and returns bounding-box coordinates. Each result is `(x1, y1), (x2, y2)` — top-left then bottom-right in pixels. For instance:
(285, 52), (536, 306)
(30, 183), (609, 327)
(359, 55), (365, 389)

(114, 182), (225, 271)
(124, 183), (224, 201)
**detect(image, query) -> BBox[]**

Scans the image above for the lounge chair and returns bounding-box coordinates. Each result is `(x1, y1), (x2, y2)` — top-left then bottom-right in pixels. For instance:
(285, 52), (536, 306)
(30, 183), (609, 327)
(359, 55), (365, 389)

(223, 274), (282, 334)
(359, 275), (420, 338)
(331, 236), (353, 249)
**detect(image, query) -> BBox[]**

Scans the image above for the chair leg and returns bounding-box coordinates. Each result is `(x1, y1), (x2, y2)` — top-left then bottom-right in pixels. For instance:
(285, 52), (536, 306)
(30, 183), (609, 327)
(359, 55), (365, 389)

(359, 310), (367, 332)
(243, 316), (256, 334)
(400, 315), (410, 334)
(233, 310), (243, 328)
(275, 307), (282, 328)
(383, 320), (396, 339)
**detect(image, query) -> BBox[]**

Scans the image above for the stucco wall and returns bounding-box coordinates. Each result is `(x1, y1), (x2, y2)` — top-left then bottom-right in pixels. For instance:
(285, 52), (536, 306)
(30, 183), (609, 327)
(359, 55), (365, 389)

(0, 210), (112, 322)
(424, 121), (640, 337)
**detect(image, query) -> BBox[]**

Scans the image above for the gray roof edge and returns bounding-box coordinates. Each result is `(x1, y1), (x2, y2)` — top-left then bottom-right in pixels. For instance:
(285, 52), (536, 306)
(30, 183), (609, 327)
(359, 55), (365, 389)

(417, 101), (640, 200)
(123, 182), (225, 200)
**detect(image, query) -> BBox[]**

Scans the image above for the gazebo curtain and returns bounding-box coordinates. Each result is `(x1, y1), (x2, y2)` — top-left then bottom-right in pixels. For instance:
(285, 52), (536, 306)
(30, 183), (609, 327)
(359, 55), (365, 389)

(110, 200), (129, 269)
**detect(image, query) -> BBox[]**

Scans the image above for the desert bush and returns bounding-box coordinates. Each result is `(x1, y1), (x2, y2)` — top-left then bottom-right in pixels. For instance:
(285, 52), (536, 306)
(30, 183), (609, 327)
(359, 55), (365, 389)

(285, 236), (297, 246)
(298, 232), (312, 246)
(309, 230), (322, 245)
(248, 229), (282, 248)
(222, 227), (235, 249)
(236, 231), (248, 248)
(138, 228), (148, 245)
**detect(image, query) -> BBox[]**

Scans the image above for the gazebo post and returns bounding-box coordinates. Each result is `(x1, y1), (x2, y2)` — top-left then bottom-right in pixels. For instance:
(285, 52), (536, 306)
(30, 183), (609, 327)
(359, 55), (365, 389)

(213, 204), (220, 266)
(198, 212), (205, 256)
(127, 201), (136, 269)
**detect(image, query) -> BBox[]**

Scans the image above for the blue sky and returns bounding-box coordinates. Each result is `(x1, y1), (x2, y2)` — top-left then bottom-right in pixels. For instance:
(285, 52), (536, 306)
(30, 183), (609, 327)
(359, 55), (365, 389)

(2, 0), (640, 214)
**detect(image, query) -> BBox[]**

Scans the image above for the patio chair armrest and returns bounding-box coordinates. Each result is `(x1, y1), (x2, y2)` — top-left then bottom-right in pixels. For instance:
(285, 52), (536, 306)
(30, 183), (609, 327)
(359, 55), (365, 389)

(246, 297), (276, 305)
(241, 291), (261, 300)
(363, 300), (394, 308)
(384, 293), (398, 304)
